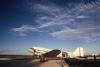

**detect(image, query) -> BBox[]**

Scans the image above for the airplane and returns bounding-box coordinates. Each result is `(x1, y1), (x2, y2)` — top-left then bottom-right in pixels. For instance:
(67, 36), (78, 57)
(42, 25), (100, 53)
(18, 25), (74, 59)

(28, 47), (84, 62)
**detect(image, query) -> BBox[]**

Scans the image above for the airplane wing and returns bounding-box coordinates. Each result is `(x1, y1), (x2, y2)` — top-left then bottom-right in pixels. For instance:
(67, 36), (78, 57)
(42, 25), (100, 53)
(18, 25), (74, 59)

(28, 47), (61, 57)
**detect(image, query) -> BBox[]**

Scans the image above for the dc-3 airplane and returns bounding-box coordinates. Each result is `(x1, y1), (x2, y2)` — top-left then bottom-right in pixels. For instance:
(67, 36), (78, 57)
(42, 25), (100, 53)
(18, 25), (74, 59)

(28, 47), (84, 62)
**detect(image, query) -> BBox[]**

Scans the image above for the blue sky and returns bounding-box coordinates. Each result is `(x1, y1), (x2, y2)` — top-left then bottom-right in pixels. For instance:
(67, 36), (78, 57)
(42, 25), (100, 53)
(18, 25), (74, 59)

(0, 0), (100, 55)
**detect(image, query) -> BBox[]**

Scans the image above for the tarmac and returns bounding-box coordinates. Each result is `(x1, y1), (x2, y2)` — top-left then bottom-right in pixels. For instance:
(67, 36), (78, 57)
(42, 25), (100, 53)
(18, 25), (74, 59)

(38, 60), (69, 67)
(1, 58), (100, 67)
(0, 58), (69, 67)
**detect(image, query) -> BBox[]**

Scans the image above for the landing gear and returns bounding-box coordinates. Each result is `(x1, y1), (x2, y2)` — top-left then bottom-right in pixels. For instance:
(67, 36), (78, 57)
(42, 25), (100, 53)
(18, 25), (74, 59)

(40, 55), (48, 62)
(61, 64), (64, 67)
(40, 55), (44, 62)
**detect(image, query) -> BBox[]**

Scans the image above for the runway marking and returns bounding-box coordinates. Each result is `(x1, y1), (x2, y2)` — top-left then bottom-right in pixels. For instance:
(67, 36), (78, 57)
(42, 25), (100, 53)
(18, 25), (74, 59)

(0, 58), (12, 60)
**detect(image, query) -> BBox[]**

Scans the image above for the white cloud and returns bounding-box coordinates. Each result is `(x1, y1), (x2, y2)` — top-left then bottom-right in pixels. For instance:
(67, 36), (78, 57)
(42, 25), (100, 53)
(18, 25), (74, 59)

(50, 27), (100, 42)
(11, 1), (100, 42)
(33, 3), (62, 16)
(76, 15), (88, 19)
(38, 22), (56, 28)
(50, 28), (85, 40)
(33, 3), (99, 30)
(33, 4), (77, 29)
(11, 25), (40, 36)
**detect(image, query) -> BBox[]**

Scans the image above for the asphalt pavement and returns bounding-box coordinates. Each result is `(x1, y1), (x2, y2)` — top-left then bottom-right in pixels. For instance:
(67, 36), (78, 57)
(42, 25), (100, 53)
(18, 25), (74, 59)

(0, 59), (69, 67)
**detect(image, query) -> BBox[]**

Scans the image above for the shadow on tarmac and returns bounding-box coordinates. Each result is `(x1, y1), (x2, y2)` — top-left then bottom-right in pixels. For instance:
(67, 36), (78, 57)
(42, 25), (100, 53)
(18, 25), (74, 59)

(64, 58), (100, 67)
(0, 59), (40, 67)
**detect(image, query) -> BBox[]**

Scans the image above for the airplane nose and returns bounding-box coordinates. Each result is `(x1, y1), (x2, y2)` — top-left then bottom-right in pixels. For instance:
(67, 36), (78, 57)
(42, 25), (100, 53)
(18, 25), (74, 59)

(28, 48), (35, 53)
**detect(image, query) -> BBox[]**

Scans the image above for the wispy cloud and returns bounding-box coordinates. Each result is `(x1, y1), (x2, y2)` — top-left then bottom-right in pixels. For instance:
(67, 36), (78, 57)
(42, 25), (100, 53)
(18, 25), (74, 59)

(11, 1), (100, 42)
(33, 2), (100, 42)
(11, 25), (40, 36)
(33, 4), (77, 28)
(50, 27), (100, 42)
(33, 3), (98, 30)
(76, 15), (88, 19)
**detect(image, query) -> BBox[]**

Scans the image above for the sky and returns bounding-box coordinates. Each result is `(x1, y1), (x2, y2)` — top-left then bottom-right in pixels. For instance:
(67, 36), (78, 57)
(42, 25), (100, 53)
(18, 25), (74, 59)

(0, 0), (100, 55)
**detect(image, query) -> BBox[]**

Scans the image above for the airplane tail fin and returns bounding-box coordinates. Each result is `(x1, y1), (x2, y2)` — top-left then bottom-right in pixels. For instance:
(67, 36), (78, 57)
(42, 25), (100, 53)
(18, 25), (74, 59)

(73, 47), (84, 57)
